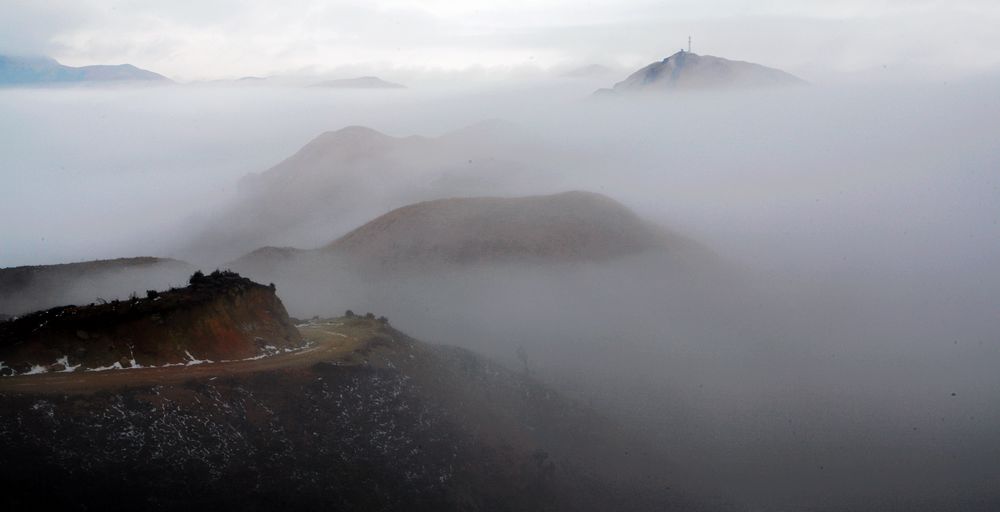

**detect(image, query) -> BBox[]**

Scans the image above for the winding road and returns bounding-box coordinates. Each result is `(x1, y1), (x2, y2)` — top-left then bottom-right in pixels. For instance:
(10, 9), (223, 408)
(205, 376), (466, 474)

(0, 318), (375, 395)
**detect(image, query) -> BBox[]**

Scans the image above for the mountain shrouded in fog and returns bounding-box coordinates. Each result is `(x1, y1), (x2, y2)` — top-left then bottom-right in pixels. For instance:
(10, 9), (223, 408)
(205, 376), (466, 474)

(0, 257), (194, 316)
(0, 54), (171, 85)
(596, 51), (805, 95)
(185, 121), (567, 263)
(323, 191), (672, 269)
(226, 190), (693, 276)
(3, 1), (1000, 510)
(312, 76), (406, 89)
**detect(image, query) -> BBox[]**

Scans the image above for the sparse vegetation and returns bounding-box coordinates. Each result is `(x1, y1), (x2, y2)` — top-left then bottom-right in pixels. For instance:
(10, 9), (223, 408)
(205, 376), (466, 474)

(189, 270), (205, 284)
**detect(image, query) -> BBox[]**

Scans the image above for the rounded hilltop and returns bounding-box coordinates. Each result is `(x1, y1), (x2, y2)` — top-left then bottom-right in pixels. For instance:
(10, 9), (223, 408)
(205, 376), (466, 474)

(324, 190), (680, 271)
(596, 51), (806, 95)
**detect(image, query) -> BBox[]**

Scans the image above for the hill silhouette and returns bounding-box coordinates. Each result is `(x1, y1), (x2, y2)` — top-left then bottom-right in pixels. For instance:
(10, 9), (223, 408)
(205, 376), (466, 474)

(596, 51), (805, 95)
(323, 191), (674, 272)
(0, 54), (171, 85)
(185, 122), (560, 262)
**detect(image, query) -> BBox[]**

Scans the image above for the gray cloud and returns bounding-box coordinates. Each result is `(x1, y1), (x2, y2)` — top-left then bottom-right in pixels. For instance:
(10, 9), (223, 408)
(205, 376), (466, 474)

(2, 1), (1000, 81)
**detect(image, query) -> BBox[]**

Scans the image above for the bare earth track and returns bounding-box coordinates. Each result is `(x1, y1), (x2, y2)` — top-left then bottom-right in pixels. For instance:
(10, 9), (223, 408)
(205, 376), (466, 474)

(0, 317), (373, 394)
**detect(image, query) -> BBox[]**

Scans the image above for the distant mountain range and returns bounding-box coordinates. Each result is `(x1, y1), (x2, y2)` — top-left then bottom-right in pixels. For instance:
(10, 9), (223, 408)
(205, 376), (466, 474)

(312, 76), (405, 89)
(596, 51), (805, 95)
(0, 54), (171, 85)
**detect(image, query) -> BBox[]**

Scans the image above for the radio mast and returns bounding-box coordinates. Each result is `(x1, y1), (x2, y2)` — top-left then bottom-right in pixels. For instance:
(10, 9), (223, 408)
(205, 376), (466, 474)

(688, 36), (692, 53)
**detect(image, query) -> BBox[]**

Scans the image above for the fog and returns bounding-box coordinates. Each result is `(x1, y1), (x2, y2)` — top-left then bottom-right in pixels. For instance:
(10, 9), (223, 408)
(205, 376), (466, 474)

(3, 76), (1000, 510)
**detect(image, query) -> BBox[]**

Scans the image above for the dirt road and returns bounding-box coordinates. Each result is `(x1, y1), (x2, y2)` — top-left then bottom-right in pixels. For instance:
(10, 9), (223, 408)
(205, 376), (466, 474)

(0, 318), (376, 395)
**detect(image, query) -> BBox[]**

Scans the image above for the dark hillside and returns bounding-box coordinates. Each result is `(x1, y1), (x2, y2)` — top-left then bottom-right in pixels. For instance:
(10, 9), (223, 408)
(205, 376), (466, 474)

(0, 270), (301, 373)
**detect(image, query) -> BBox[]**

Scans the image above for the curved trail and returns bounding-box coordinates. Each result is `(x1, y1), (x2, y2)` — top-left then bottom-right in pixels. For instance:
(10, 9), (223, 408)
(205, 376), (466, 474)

(0, 318), (374, 395)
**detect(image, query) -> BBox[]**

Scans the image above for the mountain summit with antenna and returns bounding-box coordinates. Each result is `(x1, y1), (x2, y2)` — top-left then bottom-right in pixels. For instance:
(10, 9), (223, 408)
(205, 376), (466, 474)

(594, 50), (805, 96)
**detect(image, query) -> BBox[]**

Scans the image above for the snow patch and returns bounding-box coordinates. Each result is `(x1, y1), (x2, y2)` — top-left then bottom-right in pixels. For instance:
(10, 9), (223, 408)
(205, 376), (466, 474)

(88, 362), (124, 372)
(85, 359), (144, 372)
(127, 345), (141, 369)
(56, 356), (81, 372)
(25, 364), (48, 375)
(184, 350), (212, 366)
(3, 339), (317, 377)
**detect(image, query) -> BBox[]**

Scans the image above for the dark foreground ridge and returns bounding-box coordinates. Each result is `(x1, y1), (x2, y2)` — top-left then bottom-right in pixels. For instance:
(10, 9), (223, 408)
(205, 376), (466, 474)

(0, 316), (696, 512)
(0, 270), (301, 374)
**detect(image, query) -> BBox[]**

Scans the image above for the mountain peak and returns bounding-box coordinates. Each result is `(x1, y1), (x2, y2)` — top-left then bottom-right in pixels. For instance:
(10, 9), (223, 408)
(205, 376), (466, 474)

(297, 125), (408, 157)
(0, 54), (171, 85)
(317, 125), (392, 141)
(597, 52), (804, 95)
(665, 49), (695, 61)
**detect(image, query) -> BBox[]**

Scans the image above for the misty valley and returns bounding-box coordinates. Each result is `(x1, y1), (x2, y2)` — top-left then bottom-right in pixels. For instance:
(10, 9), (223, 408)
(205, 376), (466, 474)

(2, 10), (1000, 512)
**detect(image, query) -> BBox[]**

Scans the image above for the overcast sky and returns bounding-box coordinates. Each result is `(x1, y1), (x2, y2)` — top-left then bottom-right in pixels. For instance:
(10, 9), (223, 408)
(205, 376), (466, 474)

(2, 0), (1000, 82)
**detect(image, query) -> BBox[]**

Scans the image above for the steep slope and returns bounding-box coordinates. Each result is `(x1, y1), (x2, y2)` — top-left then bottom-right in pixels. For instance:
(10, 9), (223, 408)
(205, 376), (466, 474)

(596, 51), (805, 95)
(0, 54), (171, 85)
(0, 270), (301, 373)
(323, 191), (673, 272)
(0, 256), (195, 316)
(0, 315), (694, 511)
(184, 122), (562, 262)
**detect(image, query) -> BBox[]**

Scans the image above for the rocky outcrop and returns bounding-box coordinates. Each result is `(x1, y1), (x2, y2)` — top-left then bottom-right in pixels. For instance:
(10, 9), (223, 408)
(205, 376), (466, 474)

(0, 271), (301, 374)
